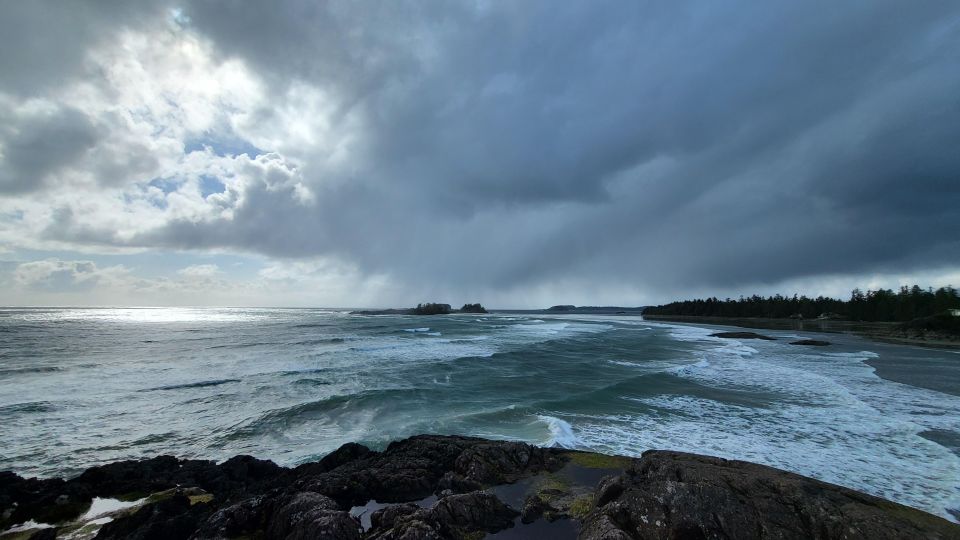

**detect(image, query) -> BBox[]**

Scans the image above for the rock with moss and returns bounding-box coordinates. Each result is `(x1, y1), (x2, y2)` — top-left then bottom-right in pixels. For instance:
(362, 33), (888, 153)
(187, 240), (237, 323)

(579, 450), (960, 540)
(1, 436), (957, 539)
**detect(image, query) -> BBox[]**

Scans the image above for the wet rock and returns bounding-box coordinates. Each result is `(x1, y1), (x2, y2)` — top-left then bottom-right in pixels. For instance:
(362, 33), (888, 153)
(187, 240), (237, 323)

(521, 493), (556, 523)
(435, 472), (481, 495)
(366, 491), (517, 539)
(27, 528), (58, 540)
(0, 472), (82, 527)
(430, 492), (517, 530)
(594, 475), (624, 507)
(580, 450), (960, 540)
(292, 442), (373, 478)
(3, 435), (957, 540)
(790, 339), (831, 346)
(192, 493), (271, 539)
(296, 435), (562, 507)
(265, 492), (360, 540)
(370, 503), (419, 530)
(710, 331), (776, 340)
(453, 440), (563, 484)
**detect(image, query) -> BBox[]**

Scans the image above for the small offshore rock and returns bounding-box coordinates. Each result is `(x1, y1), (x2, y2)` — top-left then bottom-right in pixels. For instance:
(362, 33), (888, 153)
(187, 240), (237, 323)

(710, 331), (776, 340)
(790, 339), (831, 346)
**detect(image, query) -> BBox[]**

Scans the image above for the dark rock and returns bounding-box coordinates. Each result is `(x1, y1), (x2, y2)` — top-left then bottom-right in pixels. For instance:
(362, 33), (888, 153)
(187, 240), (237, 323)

(367, 491), (517, 539)
(74, 455), (208, 496)
(27, 528), (58, 540)
(192, 493), (271, 539)
(319, 442), (374, 471)
(430, 492), (517, 531)
(458, 303), (487, 313)
(3, 435), (956, 540)
(453, 440), (563, 484)
(435, 472), (481, 495)
(411, 303), (452, 315)
(710, 331), (777, 340)
(594, 475), (624, 507)
(296, 435), (562, 507)
(265, 492), (360, 540)
(66, 453), (281, 503)
(0, 472), (83, 527)
(95, 493), (211, 540)
(370, 503), (419, 530)
(521, 493), (556, 524)
(790, 339), (831, 346)
(579, 450), (960, 540)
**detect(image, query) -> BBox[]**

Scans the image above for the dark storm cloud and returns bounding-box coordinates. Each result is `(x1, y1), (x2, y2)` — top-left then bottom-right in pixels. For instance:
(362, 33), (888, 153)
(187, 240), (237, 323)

(0, 105), (99, 193)
(0, 1), (167, 95)
(6, 1), (960, 299)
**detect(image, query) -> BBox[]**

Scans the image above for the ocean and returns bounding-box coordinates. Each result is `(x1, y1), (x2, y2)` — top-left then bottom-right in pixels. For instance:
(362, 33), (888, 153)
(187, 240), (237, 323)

(1, 307), (958, 520)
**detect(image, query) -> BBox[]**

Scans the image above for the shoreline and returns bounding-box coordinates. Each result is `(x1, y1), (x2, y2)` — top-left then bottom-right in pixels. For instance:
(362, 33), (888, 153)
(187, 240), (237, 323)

(641, 314), (960, 350)
(1, 435), (956, 539)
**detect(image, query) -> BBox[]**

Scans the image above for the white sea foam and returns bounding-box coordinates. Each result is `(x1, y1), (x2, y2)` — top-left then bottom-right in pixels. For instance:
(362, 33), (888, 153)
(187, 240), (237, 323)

(403, 327), (431, 333)
(607, 359), (646, 368)
(537, 414), (582, 448)
(558, 327), (960, 520)
(2, 520), (53, 534)
(81, 497), (146, 520)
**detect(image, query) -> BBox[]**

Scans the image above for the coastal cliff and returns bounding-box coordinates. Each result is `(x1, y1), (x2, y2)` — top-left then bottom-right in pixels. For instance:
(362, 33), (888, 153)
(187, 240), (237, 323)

(1, 435), (957, 539)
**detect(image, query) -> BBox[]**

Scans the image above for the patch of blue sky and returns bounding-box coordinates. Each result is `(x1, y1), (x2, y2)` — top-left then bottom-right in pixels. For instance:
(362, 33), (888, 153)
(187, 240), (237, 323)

(148, 177), (180, 194)
(199, 175), (227, 197)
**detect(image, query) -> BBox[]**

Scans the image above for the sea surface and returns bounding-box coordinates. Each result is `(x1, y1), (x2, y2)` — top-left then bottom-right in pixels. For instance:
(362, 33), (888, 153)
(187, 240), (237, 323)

(1, 307), (958, 520)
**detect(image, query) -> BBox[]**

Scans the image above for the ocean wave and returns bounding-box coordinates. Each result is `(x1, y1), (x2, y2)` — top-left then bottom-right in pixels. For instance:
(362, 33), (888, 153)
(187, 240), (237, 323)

(207, 341), (280, 349)
(289, 337), (347, 346)
(0, 401), (57, 414)
(277, 367), (331, 376)
(292, 377), (333, 386)
(142, 378), (241, 391)
(537, 415), (582, 448)
(0, 365), (63, 376)
(225, 388), (425, 439)
(403, 327), (431, 333)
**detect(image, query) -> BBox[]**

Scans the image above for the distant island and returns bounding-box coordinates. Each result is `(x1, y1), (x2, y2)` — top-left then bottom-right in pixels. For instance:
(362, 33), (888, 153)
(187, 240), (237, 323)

(643, 285), (960, 347)
(353, 303), (487, 316)
(644, 285), (959, 321)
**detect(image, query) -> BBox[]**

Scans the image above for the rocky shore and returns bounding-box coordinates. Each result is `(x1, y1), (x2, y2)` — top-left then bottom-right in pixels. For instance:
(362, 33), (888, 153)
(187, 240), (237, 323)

(643, 314), (960, 349)
(2, 435), (957, 539)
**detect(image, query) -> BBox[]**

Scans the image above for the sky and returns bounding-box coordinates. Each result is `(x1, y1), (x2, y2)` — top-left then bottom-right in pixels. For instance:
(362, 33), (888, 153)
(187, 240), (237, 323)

(0, 1), (958, 308)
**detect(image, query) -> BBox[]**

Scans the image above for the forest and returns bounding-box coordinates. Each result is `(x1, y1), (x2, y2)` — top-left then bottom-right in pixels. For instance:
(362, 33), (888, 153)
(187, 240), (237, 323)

(643, 285), (960, 322)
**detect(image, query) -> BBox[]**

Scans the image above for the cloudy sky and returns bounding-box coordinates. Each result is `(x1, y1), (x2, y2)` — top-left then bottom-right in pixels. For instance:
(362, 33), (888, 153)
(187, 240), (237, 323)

(0, 1), (958, 308)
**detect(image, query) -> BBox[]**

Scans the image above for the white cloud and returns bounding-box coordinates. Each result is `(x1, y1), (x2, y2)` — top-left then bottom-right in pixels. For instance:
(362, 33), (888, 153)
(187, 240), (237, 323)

(177, 263), (222, 278)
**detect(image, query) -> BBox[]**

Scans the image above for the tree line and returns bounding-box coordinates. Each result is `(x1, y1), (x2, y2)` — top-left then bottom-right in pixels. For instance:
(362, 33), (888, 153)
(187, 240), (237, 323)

(643, 285), (960, 322)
